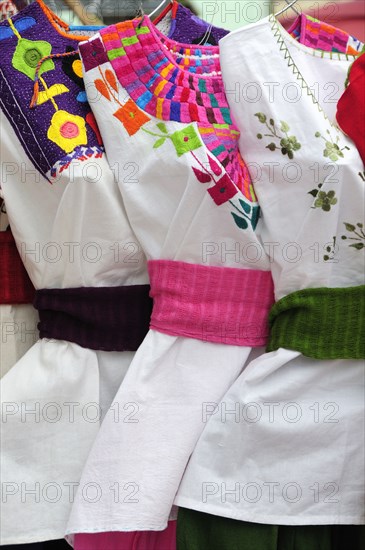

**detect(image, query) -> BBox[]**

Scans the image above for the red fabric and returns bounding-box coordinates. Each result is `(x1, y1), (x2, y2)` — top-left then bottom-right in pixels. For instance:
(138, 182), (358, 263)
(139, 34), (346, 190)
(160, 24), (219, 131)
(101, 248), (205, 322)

(0, 231), (35, 304)
(74, 521), (176, 550)
(148, 260), (274, 346)
(337, 53), (365, 166)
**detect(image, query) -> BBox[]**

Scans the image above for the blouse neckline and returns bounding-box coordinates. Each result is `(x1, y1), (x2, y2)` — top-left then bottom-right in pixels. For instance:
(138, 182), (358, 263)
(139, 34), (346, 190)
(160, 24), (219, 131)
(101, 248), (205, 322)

(268, 13), (358, 62)
(99, 16), (230, 126)
(267, 14), (357, 128)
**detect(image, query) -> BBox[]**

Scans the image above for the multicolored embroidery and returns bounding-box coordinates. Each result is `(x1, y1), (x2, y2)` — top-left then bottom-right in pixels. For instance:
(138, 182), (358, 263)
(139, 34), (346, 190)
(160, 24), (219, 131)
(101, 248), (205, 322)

(269, 14), (358, 129)
(90, 18), (255, 205)
(47, 109), (87, 152)
(62, 46), (87, 102)
(0, 1), (104, 179)
(341, 222), (365, 251)
(7, 17), (54, 79)
(50, 145), (103, 177)
(288, 14), (364, 56)
(255, 113), (301, 159)
(314, 129), (350, 161)
(0, 15), (36, 40)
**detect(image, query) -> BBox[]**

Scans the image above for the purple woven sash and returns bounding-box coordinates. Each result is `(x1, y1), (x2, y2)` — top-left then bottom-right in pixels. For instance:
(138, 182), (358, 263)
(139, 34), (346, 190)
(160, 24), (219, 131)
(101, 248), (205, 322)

(34, 285), (152, 351)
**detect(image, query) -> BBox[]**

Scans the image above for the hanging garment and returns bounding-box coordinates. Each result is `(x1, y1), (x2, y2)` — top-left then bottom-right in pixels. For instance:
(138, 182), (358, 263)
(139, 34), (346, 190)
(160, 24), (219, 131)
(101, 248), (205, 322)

(0, 2), (234, 545)
(66, 16), (274, 541)
(0, 0), (38, 379)
(174, 14), (365, 526)
(337, 52), (365, 167)
(0, 0), (168, 543)
(0, 201), (38, 377)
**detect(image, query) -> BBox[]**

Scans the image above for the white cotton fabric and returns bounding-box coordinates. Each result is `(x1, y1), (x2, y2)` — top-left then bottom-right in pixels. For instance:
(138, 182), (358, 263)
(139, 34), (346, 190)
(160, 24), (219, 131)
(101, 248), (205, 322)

(174, 16), (365, 525)
(0, 304), (39, 378)
(0, 112), (144, 544)
(66, 33), (271, 536)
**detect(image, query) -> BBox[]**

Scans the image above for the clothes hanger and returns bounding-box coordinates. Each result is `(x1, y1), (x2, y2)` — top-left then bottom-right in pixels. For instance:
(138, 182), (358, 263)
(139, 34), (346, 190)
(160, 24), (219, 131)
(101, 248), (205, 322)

(275, 0), (301, 17)
(149, 0), (174, 21)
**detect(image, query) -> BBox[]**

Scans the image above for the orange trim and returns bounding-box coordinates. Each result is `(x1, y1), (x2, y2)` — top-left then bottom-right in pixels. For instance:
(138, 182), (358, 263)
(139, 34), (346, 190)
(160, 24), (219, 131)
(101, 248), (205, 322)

(37, 0), (92, 42)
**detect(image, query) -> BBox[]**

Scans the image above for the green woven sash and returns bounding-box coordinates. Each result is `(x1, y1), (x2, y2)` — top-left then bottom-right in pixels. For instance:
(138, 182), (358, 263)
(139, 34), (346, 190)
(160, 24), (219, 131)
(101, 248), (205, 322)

(267, 286), (365, 360)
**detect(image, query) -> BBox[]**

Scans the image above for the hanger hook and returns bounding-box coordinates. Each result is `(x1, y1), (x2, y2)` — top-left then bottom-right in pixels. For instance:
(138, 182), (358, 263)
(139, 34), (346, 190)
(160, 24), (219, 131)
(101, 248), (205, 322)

(137, 0), (145, 28)
(275, 0), (300, 18)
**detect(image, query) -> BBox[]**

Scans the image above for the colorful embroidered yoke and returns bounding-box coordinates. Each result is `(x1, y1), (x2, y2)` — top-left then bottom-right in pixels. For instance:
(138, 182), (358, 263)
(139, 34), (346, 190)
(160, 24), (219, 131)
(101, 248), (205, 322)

(65, 17), (273, 538)
(96, 17), (252, 197)
(289, 13), (364, 55)
(175, 15), (365, 527)
(0, 0), (104, 180)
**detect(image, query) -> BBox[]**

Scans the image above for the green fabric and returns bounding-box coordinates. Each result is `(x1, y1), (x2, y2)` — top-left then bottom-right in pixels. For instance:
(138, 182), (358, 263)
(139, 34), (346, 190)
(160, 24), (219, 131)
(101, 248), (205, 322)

(177, 508), (365, 550)
(266, 286), (365, 360)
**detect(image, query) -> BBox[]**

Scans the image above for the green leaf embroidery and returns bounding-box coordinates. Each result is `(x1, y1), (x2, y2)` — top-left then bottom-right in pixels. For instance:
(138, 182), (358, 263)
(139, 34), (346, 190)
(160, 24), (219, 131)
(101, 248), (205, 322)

(308, 189), (319, 197)
(239, 199), (251, 214)
(255, 112), (267, 123)
(341, 221), (365, 251)
(231, 212), (248, 230)
(153, 138), (166, 149)
(344, 223), (356, 232)
(255, 114), (301, 159)
(156, 122), (168, 134)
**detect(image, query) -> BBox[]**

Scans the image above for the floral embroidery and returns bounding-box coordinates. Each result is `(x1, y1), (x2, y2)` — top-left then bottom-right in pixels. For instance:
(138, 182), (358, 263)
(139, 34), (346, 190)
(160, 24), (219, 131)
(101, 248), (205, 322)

(90, 66), (150, 136)
(61, 47), (88, 103)
(114, 99), (151, 136)
(341, 222), (365, 251)
(255, 114), (301, 159)
(142, 122), (202, 156)
(323, 236), (337, 261)
(80, 38), (109, 72)
(47, 110), (87, 153)
(207, 174), (238, 206)
(12, 36), (54, 80)
(229, 198), (260, 230)
(0, 16), (37, 41)
(36, 83), (69, 105)
(62, 47), (84, 87)
(313, 190), (338, 212)
(314, 129), (350, 161)
(170, 126), (202, 156)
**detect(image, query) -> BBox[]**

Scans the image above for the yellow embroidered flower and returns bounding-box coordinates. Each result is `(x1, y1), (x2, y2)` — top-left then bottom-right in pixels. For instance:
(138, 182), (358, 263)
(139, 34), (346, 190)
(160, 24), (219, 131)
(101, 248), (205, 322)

(47, 110), (87, 153)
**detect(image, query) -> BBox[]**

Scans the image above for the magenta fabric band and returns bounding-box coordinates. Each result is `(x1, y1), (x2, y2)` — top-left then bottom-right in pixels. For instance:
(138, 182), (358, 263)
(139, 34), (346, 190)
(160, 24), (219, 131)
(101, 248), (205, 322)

(148, 260), (274, 346)
(74, 521), (176, 550)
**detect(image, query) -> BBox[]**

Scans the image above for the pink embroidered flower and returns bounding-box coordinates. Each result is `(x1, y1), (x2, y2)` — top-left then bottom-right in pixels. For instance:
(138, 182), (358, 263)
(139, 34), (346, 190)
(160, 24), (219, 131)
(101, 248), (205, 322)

(208, 173), (238, 205)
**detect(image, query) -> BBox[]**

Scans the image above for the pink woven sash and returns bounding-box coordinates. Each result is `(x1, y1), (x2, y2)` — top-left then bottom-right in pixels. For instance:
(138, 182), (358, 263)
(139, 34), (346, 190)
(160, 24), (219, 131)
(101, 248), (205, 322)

(148, 260), (274, 346)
